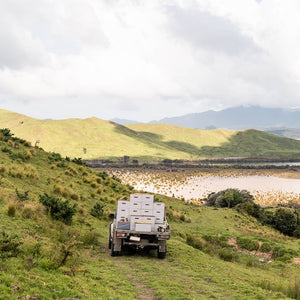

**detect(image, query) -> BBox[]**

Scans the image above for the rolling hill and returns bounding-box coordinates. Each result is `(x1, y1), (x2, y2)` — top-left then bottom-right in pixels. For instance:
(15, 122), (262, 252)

(1, 109), (300, 160)
(0, 130), (299, 299)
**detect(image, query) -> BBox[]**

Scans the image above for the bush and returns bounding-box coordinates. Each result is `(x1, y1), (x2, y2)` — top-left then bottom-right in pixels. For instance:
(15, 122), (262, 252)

(186, 235), (204, 250)
(237, 237), (259, 251)
(260, 242), (272, 253)
(7, 202), (16, 217)
(39, 193), (77, 225)
(218, 249), (238, 262)
(80, 230), (99, 246)
(272, 246), (298, 260)
(90, 202), (104, 219)
(0, 230), (22, 258)
(15, 188), (29, 201)
(205, 189), (254, 208)
(273, 208), (298, 236)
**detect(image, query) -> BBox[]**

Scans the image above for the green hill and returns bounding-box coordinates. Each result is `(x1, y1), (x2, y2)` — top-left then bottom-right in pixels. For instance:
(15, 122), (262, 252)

(1, 109), (300, 160)
(0, 130), (300, 299)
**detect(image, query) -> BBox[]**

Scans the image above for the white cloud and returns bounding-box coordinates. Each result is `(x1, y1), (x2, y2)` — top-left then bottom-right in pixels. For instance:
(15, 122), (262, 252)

(0, 0), (300, 121)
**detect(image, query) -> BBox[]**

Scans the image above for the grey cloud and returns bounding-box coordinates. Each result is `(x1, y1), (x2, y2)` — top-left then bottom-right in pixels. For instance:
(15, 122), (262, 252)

(165, 5), (260, 57)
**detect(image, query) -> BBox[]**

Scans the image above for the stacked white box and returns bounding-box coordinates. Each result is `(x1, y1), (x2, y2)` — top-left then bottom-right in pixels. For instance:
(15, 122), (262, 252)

(130, 208), (141, 215)
(140, 209), (154, 216)
(153, 202), (165, 224)
(116, 200), (130, 222)
(135, 223), (152, 232)
(130, 194), (144, 202)
(143, 195), (154, 202)
(130, 216), (142, 230)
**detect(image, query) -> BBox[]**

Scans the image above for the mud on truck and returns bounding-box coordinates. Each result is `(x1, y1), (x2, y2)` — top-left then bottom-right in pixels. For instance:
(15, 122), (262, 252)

(109, 194), (170, 259)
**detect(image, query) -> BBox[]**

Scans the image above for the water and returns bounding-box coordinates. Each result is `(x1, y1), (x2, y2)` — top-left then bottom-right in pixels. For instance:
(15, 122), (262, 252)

(112, 170), (300, 205)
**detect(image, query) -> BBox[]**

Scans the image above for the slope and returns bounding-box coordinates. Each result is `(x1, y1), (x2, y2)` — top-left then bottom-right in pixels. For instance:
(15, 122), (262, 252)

(0, 109), (192, 160)
(0, 131), (299, 299)
(200, 129), (300, 159)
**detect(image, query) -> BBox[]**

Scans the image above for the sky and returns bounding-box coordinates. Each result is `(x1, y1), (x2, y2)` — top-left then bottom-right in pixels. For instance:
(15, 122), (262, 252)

(1, 0), (300, 122)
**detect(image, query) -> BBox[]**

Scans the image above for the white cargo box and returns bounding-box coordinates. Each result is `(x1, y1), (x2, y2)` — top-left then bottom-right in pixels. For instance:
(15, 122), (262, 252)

(140, 209), (153, 216)
(130, 194), (144, 202)
(141, 201), (153, 210)
(153, 210), (164, 218)
(130, 216), (142, 230)
(118, 200), (130, 208)
(143, 195), (154, 201)
(116, 208), (130, 222)
(130, 208), (141, 215)
(135, 222), (152, 232)
(153, 202), (165, 210)
(155, 216), (164, 224)
(130, 201), (142, 209)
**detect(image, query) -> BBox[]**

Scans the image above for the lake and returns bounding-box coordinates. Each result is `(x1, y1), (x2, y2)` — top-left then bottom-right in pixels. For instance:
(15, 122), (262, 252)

(109, 169), (300, 206)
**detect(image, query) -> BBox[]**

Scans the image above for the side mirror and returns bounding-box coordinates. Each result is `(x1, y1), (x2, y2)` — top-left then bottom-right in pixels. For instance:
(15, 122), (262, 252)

(109, 213), (115, 219)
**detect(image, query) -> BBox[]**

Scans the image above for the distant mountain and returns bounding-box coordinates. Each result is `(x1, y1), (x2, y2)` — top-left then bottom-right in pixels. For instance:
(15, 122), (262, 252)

(151, 106), (300, 130)
(264, 128), (300, 140)
(110, 118), (140, 125)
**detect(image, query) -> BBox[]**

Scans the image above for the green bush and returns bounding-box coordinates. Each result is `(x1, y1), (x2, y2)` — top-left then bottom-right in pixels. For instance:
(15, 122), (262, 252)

(218, 249), (238, 262)
(205, 189), (254, 208)
(186, 235), (204, 250)
(39, 193), (77, 225)
(260, 242), (272, 253)
(15, 188), (29, 201)
(0, 230), (22, 258)
(272, 246), (298, 260)
(237, 237), (259, 251)
(90, 202), (104, 219)
(273, 208), (298, 236)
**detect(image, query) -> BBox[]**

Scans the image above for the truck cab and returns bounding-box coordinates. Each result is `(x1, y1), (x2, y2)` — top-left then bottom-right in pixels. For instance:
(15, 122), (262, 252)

(109, 194), (170, 258)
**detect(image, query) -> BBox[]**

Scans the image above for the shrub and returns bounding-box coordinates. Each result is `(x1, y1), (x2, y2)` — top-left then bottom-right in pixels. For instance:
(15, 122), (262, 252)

(80, 230), (99, 246)
(90, 202), (104, 219)
(186, 235), (204, 250)
(205, 189), (254, 208)
(237, 237), (259, 251)
(218, 249), (238, 262)
(72, 157), (87, 166)
(15, 188), (29, 201)
(0, 230), (22, 258)
(39, 193), (77, 225)
(272, 246), (298, 260)
(7, 202), (16, 217)
(260, 242), (272, 253)
(273, 208), (298, 236)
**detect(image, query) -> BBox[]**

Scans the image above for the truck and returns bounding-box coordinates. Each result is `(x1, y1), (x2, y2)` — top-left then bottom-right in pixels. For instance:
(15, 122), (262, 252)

(109, 194), (170, 259)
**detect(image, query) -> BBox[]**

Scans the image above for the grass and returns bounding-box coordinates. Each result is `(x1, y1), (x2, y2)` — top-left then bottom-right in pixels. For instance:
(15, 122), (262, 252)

(0, 130), (299, 299)
(2, 109), (300, 160)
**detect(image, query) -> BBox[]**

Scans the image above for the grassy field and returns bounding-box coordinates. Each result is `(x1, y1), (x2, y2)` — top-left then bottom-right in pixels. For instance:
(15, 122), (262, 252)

(2, 109), (300, 160)
(0, 130), (300, 299)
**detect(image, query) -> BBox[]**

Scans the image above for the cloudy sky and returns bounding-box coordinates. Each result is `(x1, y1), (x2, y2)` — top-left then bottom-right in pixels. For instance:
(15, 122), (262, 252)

(1, 0), (300, 121)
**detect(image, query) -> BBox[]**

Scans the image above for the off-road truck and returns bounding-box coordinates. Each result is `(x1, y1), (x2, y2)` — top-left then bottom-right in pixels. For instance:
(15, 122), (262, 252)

(109, 194), (170, 258)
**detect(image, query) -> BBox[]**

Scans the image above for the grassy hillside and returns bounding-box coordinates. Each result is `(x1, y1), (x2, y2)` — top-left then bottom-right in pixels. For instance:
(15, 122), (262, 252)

(0, 130), (300, 299)
(201, 129), (300, 159)
(1, 109), (300, 160)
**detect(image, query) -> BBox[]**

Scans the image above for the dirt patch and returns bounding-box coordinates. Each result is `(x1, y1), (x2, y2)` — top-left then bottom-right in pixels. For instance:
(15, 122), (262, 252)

(227, 238), (272, 262)
(292, 257), (300, 265)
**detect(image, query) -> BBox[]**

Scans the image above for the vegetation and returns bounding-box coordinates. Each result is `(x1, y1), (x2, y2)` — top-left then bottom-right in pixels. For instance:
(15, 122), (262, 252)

(2, 109), (300, 161)
(0, 130), (299, 299)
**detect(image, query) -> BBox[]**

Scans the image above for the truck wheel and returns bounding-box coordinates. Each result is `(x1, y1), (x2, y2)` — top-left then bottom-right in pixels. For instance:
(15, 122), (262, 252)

(111, 243), (120, 256)
(108, 229), (112, 249)
(157, 247), (167, 259)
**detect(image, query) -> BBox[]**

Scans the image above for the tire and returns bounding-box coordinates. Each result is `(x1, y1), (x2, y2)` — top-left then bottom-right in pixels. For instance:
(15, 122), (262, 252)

(157, 247), (167, 259)
(110, 242), (121, 256)
(108, 227), (112, 249)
